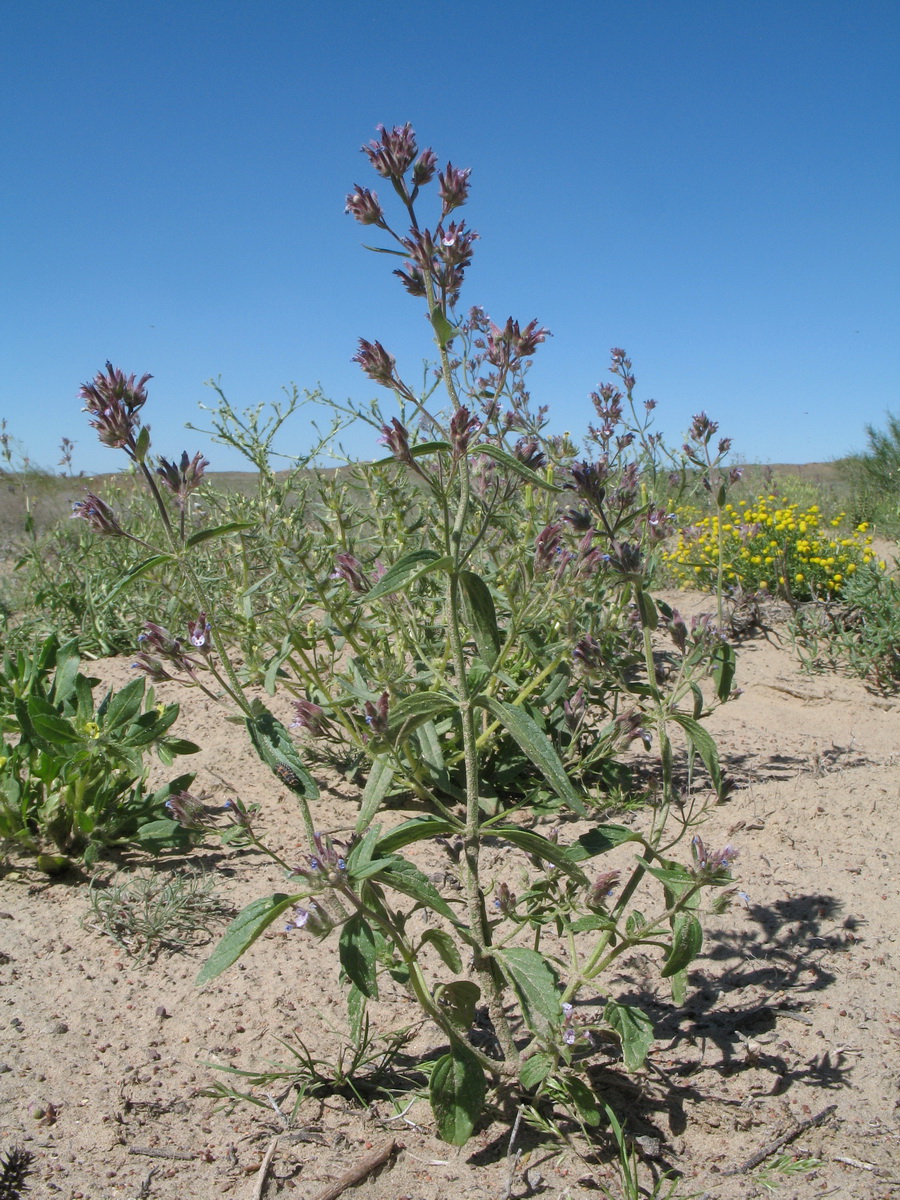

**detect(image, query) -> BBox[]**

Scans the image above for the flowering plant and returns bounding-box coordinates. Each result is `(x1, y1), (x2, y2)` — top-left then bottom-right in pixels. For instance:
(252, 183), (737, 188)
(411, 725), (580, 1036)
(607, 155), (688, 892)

(75, 123), (741, 1146)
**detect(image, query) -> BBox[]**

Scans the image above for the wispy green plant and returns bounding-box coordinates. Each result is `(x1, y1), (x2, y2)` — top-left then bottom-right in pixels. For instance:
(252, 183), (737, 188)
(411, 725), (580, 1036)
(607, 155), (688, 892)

(85, 868), (229, 962)
(838, 410), (900, 534)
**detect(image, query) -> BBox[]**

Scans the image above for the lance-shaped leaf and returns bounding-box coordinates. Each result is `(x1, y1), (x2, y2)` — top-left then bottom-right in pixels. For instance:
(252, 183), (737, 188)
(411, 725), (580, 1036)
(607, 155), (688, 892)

(472, 443), (563, 491)
(459, 570), (501, 665)
(104, 554), (175, 604)
(495, 947), (561, 1035)
(711, 641), (736, 703)
(478, 696), (587, 817)
(387, 692), (456, 741)
(371, 440), (451, 468)
(245, 702), (318, 799)
(367, 549), (452, 601)
(490, 825), (588, 883)
(420, 928), (463, 974)
(670, 712), (723, 796)
(435, 980), (480, 1030)
(376, 856), (460, 923)
(569, 825), (642, 861)
(430, 1044), (486, 1145)
(375, 817), (460, 854)
(430, 305), (458, 348)
(186, 520), (256, 548)
(339, 914), (378, 999)
(660, 912), (703, 978)
(197, 893), (298, 983)
(604, 1001), (654, 1071)
(356, 756), (394, 833)
(101, 677), (146, 732)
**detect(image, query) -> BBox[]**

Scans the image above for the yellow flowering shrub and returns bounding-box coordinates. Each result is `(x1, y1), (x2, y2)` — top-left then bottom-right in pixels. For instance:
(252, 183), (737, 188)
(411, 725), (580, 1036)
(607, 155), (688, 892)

(664, 495), (883, 600)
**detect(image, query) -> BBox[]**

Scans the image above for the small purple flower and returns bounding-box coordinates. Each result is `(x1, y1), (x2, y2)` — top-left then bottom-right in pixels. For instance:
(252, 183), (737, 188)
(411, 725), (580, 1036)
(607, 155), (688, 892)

(344, 184), (387, 227)
(438, 162), (471, 215)
(573, 634), (605, 673)
(80, 362), (151, 451)
(379, 417), (416, 468)
(362, 122), (418, 181)
(332, 552), (369, 594)
(155, 451), (209, 507)
(71, 491), (126, 537)
(290, 699), (327, 737)
(534, 523), (563, 573)
(362, 691), (390, 739)
(187, 612), (211, 651)
(165, 791), (211, 827)
(563, 687), (586, 732)
(587, 870), (621, 911)
(352, 338), (399, 389)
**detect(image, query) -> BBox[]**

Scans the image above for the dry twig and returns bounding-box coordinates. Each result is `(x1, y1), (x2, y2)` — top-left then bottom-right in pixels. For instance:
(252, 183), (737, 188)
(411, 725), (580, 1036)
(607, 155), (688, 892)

(313, 1139), (401, 1200)
(725, 1103), (837, 1174)
(250, 1136), (279, 1200)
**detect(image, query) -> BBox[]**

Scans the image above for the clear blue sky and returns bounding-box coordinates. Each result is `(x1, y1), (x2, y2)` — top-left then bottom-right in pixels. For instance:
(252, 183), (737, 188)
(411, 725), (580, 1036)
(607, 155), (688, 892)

(2, 1), (898, 476)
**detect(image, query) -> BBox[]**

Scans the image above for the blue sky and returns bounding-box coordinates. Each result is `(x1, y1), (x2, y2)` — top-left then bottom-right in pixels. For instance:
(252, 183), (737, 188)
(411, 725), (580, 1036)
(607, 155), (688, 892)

(2, 1), (898, 476)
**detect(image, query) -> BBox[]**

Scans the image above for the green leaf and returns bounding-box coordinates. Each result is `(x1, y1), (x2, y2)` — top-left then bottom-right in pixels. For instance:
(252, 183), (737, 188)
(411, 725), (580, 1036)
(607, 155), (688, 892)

(430, 1045), (486, 1145)
(104, 554), (175, 604)
(671, 711), (723, 795)
(435, 980), (480, 1030)
(197, 893), (298, 983)
(367, 549), (453, 600)
(479, 697), (587, 817)
(640, 860), (696, 887)
(459, 570), (501, 666)
(420, 928), (463, 973)
(27, 700), (80, 745)
(490, 825), (588, 883)
(604, 1001), (654, 1071)
(430, 305), (458, 348)
(101, 677), (146, 732)
(374, 817), (459, 853)
(712, 641), (736, 703)
(339, 914), (378, 999)
(136, 817), (193, 854)
(495, 947), (561, 1035)
(387, 692), (456, 741)
(669, 968), (688, 1006)
(472, 444), (563, 491)
(245, 704), (318, 799)
(371, 440), (451, 468)
(660, 913), (703, 978)
(565, 1076), (602, 1127)
(134, 425), (151, 463)
(356, 755), (394, 833)
(567, 824), (640, 861)
(519, 1053), (554, 1091)
(186, 520), (256, 548)
(635, 586), (658, 631)
(377, 857), (459, 922)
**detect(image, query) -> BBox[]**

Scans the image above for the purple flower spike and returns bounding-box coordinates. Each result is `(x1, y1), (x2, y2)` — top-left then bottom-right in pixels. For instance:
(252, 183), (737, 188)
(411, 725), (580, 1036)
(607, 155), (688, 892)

(79, 362), (151, 451)
(345, 185), (387, 227)
(362, 123), (418, 181)
(72, 491), (126, 537)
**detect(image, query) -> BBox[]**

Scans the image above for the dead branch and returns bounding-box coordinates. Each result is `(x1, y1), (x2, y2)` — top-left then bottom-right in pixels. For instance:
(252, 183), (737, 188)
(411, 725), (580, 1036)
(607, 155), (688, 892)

(313, 1139), (401, 1200)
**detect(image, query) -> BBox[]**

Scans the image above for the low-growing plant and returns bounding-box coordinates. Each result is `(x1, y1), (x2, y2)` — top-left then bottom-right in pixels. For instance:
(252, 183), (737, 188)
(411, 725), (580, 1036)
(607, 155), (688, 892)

(0, 634), (199, 867)
(73, 122), (742, 1150)
(665, 493), (882, 602)
(788, 558), (900, 692)
(85, 867), (229, 962)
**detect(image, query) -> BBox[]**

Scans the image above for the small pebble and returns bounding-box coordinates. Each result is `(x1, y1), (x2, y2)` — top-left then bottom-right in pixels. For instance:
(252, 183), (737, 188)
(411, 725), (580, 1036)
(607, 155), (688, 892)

(48, 1021), (68, 1035)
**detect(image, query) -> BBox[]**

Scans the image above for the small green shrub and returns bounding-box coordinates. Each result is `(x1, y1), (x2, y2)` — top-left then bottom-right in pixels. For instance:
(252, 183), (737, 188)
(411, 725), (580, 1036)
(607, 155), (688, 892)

(0, 635), (200, 866)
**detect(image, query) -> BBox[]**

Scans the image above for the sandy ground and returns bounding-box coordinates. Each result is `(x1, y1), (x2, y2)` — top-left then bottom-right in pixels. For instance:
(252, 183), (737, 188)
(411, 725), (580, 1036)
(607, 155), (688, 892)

(1, 597), (899, 1200)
